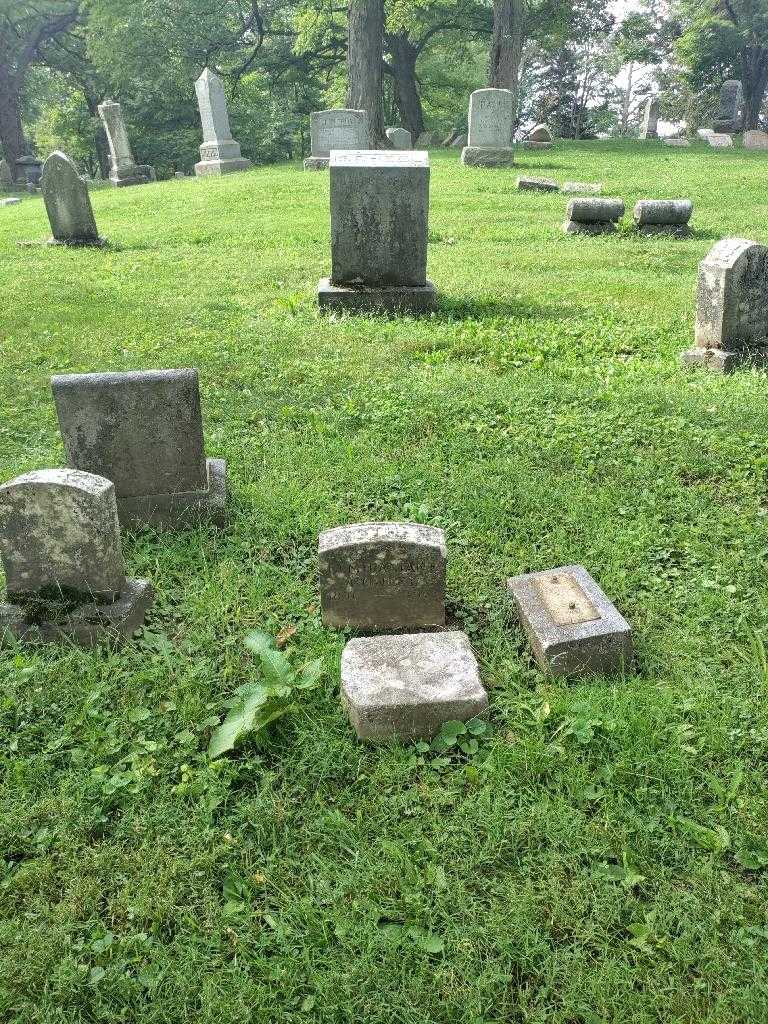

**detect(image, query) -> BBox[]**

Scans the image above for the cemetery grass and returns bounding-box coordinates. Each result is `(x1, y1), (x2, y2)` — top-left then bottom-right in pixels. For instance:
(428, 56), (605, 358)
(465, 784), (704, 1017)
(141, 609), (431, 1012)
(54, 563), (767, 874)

(2, 140), (768, 1023)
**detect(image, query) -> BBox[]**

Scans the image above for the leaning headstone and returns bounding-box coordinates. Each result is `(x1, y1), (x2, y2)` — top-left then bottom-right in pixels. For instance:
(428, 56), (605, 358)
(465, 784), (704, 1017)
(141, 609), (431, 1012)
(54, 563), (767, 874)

(41, 151), (105, 247)
(708, 133), (733, 148)
(517, 176), (559, 192)
(317, 151), (437, 314)
(563, 197), (624, 235)
(0, 159), (13, 190)
(304, 109), (369, 170)
(97, 100), (155, 187)
(713, 79), (743, 133)
(51, 368), (227, 529)
(524, 124), (553, 149)
(341, 631), (488, 741)
(639, 96), (659, 139)
(319, 522), (446, 630)
(681, 238), (768, 372)
(743, 130), (768, 150)
(461, 89), (514, 168)
(563, 181), (603, 195)
(507, 565), (633, 677)
(0, 469), (153, 646)
(194, 68), (252, 176)
(386, 127), (412, 150)
(633, 199), (693, 238)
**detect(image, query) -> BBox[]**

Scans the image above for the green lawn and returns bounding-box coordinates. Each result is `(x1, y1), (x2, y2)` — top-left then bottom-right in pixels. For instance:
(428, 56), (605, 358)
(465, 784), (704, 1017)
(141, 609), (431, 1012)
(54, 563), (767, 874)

(2, 141), (768, 1023)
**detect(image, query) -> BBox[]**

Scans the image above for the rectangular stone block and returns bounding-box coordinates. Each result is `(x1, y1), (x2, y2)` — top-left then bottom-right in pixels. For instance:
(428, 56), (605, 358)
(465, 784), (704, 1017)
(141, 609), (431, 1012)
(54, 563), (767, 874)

(461, 146), (514, 168)
(319, 521), (445, 631)
(517, 177), (559, 192)
(744, 130), (768, 150)
(310, 110), (369, 158)
(317, 278), (436, 315)
(467, 89), (514, 149)
(708, 134), (733, 148)
(507, 565), (633, 677)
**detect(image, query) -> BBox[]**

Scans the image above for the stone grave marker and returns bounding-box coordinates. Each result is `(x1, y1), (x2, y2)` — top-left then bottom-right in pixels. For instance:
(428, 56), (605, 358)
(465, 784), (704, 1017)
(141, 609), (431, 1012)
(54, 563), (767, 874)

(15, 155), (42, 186)
(461, 89), (514, 168)
(317, 151), (437, 313)
(304, 109), (369, 170)
(194, 69), (252, 176)
(98, 100), (155, 186)
(681, 238), (768, 371)
(708, 133), (733, 148)
(517, 176), (559, 192)
(507, 565), (633, 677)
(416, 131), (441, 148)
(0, 159), (13, 190)
(563, 197), (624, 235)
(41, 151), (105, 247)
(1, 198), (20, 207)
(713, 79), (743, 132)
(563, 181), (603, 195)
(319, 522), (446, 631)
(451, 134), (468, 148)
(386, 127), (412, 149)
(639, 96), (659, 139)
(697, 128), (715, 139)
(663, 138), (690, 147)
(633, 199), (693, 237)
(341, 631), (488, 741)
(51, 368), (227, 529)
(0, 468), (153, 645)
(524, 124), (553, 149)
(744, 130), (768, 149)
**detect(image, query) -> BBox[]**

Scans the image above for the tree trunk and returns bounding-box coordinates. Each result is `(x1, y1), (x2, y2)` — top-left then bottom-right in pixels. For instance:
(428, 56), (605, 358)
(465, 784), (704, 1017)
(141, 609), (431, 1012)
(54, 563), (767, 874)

(741, 46), (768, 129)
(489, 0), (524, 114)
(0, 65), (27, 173)
(384, 32), (424, 139)
(347, 0), (385, 146)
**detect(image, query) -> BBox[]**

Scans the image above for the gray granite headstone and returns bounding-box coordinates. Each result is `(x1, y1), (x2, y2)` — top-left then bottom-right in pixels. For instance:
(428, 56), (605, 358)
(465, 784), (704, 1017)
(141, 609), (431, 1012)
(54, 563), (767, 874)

(517, 176), (559, 192)
(524, 123), (553, 149)
(415, 131), (441, 148)
(98, 100), (155, 187)
(713, 79), (743, 132)
(304, 109), (369, 170)
(708, 133), (733, 148)
(319, 521), (446, 630)
(563, 197), (624, 235)
(41, 151), (104, 246)
(462, 89), (514, 167)
(51, 368), (227, 529)
(743, 130), (768, 150)
(639, 96), (659, 139)
(633, 199), (692, 236)
(194, 68), (252, 176)
(386, 127), (412, 149)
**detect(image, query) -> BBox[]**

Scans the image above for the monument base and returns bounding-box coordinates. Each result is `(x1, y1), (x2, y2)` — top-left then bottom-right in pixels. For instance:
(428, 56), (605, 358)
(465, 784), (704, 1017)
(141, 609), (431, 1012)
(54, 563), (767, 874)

(0, 578), (154, 647)
(563, 220), (617, 235)
(303, 157), (330, 171)
(110, 164), (156, 187)
(680, 347), (768, 373)
(523, 141), (553, 150)
(194, 158), (252, 177)
(117, 458), (228, 530)
(635, 224), (692, 238)
(460, 146), (515, 168)
(317, 278), (437, 315)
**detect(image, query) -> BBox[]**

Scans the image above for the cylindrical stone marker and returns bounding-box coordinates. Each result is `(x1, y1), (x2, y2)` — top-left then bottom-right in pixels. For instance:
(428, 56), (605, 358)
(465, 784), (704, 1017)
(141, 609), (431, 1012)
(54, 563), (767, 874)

(567, 197), (625, 223)
(633, 199), (692, 226)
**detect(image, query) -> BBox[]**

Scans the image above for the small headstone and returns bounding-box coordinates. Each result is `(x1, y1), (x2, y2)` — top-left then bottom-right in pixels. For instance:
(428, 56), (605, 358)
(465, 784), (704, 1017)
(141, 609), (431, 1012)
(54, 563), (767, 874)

(639, 96), (659, 139)
(663, 138), (690, 147)
(51, 368), (227, 529)
(517, 176), (559, 192)
(41, 151), (104, 247)
(451, 134), (468, 148)
(194, 68), (252, 176)
(682, 238), (768, 372)
(416, 131), (441, 148)
(563, 197), (624, 235)
(697, 128), (714, 138)
(708, 133), (733, 148)
(304, 109), (369, 170)
(317, 151), (437, 314)
(14, 155), (43, 186)
(563, 181), (603, 195)
(174, 171), (187, 178)
(385, 127), (412, 149)
(507, 565), (633, 677)
(713, 79), (743, 133)
(633, 199), (693, 237)
(98, 100), (155, 186)
(0, 159), (13, 190)
(524, 124), (553, 149)
(0, 469), (153, 645)
(461, 89), (515, 168)
(341, 631), (488, 741)
(1, 198), (20, 207)
(743, 130), (768, 149)
(319, 522), (446, 630)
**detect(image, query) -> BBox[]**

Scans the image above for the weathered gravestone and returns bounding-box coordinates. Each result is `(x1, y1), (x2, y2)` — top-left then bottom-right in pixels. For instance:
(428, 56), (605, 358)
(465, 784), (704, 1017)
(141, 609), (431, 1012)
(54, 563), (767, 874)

(341, 631), (488, 741)
(386, 127), (412, 150)
(416, 131), (441, 148)
(639, 96), (659, 139)
(461, 89), (515, 168)
(15, 155), (42, 186)
(319, 522), (446, 631)
(563, 181), (603, 195)
(743, 130), (768, 150)
(317, 151), (437, 313)
(697, 128), (715, 139)
(41, 152), (105, 247)
(517, 176), (559, 192)
(563, 197), (624, 235)
(0, 159), (13, 190)
(194, 69), (252, 176)
(524, 124), (553, 149)
(633, 199), (693, 237)
(0, 469), (153, 645)
(451, 134), (468, 148)
(304, 109), (368, 170)
(663, 138), (690, 147)
(713, 79), (743, 133)
(681, 238), (768, 371)
(708, 133), (733, 148)
(98, 100), (155, 187)
(507, 565), (633, 677)
(51, 368), (227, 528)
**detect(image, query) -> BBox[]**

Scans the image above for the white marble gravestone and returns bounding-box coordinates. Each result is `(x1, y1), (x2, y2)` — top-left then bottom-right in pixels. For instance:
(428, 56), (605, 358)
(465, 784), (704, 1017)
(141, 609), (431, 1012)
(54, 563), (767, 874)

(461, 89), (515, 168)
(194, 69), (252, 176)
(639, 97), (659, 139)
(386, 127), (412, 149)
(98, 100), (155, 186)
(304, 109), (369, 170)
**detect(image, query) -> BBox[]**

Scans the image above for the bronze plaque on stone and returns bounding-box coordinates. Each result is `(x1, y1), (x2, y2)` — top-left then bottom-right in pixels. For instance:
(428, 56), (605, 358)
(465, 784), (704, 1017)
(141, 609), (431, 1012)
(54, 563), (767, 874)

(536, 573), (601, 626)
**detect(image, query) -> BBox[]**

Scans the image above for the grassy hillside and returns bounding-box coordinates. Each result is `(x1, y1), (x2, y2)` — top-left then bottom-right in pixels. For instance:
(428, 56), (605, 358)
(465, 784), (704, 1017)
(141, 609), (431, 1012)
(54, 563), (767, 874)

(1, 141), (768, 1023)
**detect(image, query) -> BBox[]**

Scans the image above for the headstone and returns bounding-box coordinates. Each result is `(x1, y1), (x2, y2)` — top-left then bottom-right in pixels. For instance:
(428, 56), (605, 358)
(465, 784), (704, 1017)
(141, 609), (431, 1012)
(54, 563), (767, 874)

(0, 469), (153, 645)
(386, 127), (412, 150)
(416, 131), (441, 148)
(639, 97), (659, 139)
(563, 181), (603, 195)
(697, 128), (715, 139)
(713, 79), (743, 133)
(194, 68), (252, 176)
(451, 134), (468, 148)
(317, 151), (437, 314)
(743, 130), (768, 150)
(51, 368), (228, 529)
(461, 89), (514, 168)
(97, 100), (155, 187)
(708, 133), (733, 148)
(341, 631), (488, 741)
(663, 138), (690, 147)
(681, 238), (768, 371)
(507, 565), (633, 677)
(0, 159), (13, 190)
(304, 109), (369, 170)
(14, 155), (42, 185)
(174, 171), (187, 178)
(41, 151), (104, 247)
(319, 522), (446, 630)
(633, 199), (693, 237)
(563, 197), (624, 235)
(517, 176), (559, 192)
(0, 198), (20, 207)
(524, 124), (553, 149)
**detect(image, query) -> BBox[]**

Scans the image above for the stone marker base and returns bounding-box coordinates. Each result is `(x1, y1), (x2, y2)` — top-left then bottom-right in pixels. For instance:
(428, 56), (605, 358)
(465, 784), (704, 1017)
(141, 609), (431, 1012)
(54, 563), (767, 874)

(110, 164), (156, 187)
(0, 578), (154, 647)
(680, 347), (768, 373)
(461, 146), (515, 168)
(341, 631), (488, 741)
(118, 458), (228, 530)
(317, 278), (437, 315)
(563, 220), (617, 235)
(194, 157), (252, 176)
(303, 157), (330, 171)
(523, 141), (553, 150)
(636, 224), (692, 238)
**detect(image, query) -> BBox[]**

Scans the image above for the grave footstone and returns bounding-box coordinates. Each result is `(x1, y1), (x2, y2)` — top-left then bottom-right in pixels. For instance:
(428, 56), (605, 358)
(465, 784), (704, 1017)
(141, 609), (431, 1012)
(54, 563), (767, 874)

(633, 199), (693, 237)
(563, 181), (603, 195)
(639, 97), (659, 139)
(98, 100), (155, 187)
(386, 127), (412, 149)
(194, 69), (252, 176)
(51, 368), (227, 529)
(713, 79), (743, 133)
(304, 109), (369, 170)
(319, 522), (446, 630)
(0, 159), (13, 190)
(708, 133), (733, 148)
(663, 138), (690, 147)
(507, 565), (633, 677)
(563, 197), (624, 235)
(461, 89), (514, 168)
(341, 631), (488, 741)
(317, 151), (437, 314)
(517, 176), (559, 192)
(0, 469), (153, 645)
(524, 124), (553, 149)
(41, 151), (105, 247)
(743, 130), (768, 150)
(681, 238), (768, 371)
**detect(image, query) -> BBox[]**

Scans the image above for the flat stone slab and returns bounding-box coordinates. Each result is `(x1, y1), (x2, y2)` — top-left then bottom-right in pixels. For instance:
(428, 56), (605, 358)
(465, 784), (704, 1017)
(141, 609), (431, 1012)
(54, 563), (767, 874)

(461, 146), (515, 168)
(341, 631), (488, 741)
(507, 565), (633, 677)
(517, 176), (559, 192)
(118, 457), (228, 530)
(680, 347), (768, 373)
(663, 138), (690, 147)
(563, 182), (603, 195)
(318, 277), (437, 315)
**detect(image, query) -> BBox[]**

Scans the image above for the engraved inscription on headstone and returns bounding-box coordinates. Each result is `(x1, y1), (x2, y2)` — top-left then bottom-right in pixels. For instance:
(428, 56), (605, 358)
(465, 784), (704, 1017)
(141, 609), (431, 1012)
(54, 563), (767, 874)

(305, 110), (369, 169)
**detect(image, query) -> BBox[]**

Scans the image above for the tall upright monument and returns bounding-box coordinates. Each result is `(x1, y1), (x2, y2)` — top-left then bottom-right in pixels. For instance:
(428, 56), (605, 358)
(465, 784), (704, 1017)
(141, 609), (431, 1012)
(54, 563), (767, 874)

(194, 69), (252, 176)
